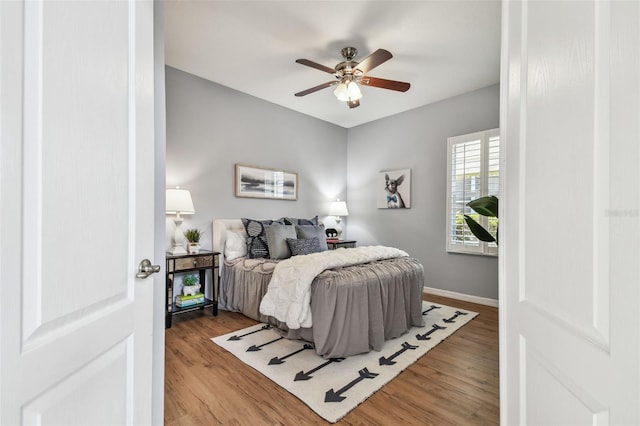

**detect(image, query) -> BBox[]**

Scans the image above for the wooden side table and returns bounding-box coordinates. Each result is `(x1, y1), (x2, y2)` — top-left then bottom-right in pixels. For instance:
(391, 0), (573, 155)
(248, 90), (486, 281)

(165, 250), (219, 328)
(326, 240), (357, 250)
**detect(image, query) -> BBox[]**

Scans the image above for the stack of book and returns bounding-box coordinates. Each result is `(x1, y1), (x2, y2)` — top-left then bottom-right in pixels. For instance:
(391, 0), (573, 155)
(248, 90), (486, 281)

(175, 293), (205, 308)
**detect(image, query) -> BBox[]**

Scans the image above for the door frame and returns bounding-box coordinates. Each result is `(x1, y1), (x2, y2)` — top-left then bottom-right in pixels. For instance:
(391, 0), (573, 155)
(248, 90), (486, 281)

(152, 1), (167, 424)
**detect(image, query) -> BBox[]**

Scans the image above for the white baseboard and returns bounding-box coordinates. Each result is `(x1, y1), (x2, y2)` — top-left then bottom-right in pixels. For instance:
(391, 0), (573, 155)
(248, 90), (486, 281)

(423, 286), (498, 308)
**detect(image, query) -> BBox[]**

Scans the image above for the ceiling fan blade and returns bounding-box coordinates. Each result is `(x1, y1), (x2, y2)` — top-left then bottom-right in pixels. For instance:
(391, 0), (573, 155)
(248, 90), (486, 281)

(294, 81), (338, 97)
(360, 76), (410, 92)
(347, 99), (360, 109)
(354, 49), (393, 74)
(295, 59), (336, 74)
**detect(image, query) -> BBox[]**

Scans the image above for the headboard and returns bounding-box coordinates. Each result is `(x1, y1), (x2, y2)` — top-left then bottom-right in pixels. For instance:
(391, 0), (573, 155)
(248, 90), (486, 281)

(212, 219), (246, 256)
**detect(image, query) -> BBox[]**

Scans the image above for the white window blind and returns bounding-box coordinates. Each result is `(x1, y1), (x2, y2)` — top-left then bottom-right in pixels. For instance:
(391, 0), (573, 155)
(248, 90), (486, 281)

(446, 128), (500, 255)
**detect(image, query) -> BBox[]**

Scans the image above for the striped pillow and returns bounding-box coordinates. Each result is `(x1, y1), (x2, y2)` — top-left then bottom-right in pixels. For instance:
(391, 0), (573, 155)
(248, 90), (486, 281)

(241, 218), (273, 259)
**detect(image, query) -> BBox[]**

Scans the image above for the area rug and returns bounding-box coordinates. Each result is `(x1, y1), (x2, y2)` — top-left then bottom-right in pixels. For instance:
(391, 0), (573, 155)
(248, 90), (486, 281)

(211, 301), (477, 423)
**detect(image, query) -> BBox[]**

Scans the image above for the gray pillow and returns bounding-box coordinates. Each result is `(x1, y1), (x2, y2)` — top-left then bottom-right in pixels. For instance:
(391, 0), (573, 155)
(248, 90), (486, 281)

(284, 216), (319, 226)
(265, 223), (297, 259)
(287, 237), (322, 256)
(295, 224), (328, 251)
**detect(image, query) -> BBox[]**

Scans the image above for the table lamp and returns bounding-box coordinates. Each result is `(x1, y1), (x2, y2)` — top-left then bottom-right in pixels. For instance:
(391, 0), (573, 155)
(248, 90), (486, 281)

(328, 199), (349, 239)
(166, 187), (195, 255)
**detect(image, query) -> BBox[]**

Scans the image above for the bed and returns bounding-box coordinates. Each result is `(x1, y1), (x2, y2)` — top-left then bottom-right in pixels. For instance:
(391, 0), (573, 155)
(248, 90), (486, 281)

(212, 218), (425, 358)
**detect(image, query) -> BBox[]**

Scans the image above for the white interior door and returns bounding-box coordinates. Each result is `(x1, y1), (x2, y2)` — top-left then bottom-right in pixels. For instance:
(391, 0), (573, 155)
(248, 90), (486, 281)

(501, 0), (639, 424)
(0, 1), (157, 424)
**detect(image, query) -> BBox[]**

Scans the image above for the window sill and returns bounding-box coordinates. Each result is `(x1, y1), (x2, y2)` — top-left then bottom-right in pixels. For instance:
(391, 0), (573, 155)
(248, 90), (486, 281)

(446, 248), (498, 257)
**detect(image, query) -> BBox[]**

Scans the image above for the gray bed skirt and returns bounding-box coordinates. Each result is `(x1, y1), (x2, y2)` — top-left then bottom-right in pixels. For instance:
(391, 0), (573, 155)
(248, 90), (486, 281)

(219, 256), (425, 358)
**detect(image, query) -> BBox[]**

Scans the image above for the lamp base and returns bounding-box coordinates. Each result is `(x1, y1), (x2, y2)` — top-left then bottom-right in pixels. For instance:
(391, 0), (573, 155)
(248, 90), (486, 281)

(169, 216), (188, 255)
(169, 245), (188, 255)
(335, 218), (343, 240)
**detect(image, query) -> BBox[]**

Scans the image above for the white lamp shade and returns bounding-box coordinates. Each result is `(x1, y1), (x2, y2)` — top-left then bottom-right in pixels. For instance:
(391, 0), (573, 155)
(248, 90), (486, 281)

(334, 82), (348, 101)
(166, 188), (195, 215)
(346, 81), (362, 100)
(329, 200), (349, 216)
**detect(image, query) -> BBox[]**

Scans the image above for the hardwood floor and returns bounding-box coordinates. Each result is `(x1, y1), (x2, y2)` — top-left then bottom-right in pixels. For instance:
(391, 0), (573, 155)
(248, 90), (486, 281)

(164, 294), (499, 425)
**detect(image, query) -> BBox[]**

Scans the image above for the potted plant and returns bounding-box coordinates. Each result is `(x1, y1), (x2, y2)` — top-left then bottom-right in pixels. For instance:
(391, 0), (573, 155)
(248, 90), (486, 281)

(182, 274), (201, 296)
(184, 228), (202, 254)
(463, 195), (499, 244)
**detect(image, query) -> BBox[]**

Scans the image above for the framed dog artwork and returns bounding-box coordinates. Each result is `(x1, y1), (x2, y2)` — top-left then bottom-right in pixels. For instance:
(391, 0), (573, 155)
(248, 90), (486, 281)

(377, 168), (411, 209)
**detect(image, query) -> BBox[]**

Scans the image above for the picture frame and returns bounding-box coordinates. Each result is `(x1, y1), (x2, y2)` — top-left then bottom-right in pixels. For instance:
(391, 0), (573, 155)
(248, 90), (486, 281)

(377, 168), (411, 209)
(235, 164), (298, 201)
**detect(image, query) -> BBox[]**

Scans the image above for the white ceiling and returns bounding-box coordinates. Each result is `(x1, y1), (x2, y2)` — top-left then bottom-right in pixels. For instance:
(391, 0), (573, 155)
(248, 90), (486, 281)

(164, 1), (501, 129)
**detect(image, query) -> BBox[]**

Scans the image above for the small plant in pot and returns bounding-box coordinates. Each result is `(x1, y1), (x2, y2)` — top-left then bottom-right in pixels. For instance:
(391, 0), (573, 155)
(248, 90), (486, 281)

(182, 274), (201, 296)
(184, 228), (202, 254)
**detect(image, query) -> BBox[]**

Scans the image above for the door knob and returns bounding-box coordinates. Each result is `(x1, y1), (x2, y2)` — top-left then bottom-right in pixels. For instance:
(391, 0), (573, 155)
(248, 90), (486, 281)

(137, 259), (161, 279)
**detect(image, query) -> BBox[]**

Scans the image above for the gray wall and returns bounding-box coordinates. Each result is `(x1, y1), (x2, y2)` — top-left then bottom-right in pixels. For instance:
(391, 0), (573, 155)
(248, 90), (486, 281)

(165, 66), (348, 252)
(165, 67), (499, 300)
(347, 84), (500, 300)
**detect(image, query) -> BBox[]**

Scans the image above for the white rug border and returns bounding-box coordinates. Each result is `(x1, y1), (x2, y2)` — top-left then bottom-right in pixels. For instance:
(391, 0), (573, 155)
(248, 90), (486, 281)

(212, 301), (477, 423)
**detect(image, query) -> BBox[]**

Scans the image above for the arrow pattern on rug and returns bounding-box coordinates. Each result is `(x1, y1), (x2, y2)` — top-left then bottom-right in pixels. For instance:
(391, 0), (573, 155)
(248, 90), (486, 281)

(379, 341), (419, 366)
(228, 324), (273, 341)
(269, 344), (314, 365)
(246, 336), (285, 352)
(294, 357), (345, 382)
(212, 303), (479, 424)
(443, 310), (469, 323)
(325, 368), (379, 403)
(422, 305), (441, 315)
(416, 323), (447, 341)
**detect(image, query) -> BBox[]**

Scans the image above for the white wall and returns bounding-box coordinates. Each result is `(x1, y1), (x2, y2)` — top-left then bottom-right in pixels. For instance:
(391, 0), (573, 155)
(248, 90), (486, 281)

(165, 66), (349, 252)
(347, 84), (500, 300)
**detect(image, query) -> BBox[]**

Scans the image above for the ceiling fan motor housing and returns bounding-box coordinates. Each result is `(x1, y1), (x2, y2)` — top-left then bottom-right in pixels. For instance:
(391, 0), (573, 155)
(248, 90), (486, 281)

(341, 47), (358, 61)
(335, 47), (361, 80)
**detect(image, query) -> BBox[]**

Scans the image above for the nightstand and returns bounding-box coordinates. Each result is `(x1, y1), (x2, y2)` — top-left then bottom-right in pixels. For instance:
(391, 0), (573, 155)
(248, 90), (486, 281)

(326, 240), (357, 250)
(165, 250), (219, 328)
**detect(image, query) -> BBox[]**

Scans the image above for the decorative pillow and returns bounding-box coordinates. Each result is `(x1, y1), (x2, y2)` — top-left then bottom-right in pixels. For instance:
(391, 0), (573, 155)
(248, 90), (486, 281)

(273, 217), (288, 225)
(295, 224), (328, 251)
(284, 216), (319, 226)
(287, 237), (322, 256)
(265, 223), (297, 259)
(224, 230), (248, 260)
(241, 218), (274, 259)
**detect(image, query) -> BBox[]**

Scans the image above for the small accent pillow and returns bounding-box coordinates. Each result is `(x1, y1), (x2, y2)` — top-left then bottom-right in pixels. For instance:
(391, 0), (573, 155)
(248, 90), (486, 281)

(241, 218), (273, 259)
(295, 224), (328, 251)
(284, 216), (319, 226)
(273, 217), (288, 225)
(224, 230), (248, 260)
(265, 223), (297, 259)
(287, 237), (322, 256)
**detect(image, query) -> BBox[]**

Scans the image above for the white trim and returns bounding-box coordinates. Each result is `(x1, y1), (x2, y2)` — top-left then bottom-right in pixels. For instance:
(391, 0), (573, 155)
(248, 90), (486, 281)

(445, 128), (500, 256)
(423, 286), (498, 308)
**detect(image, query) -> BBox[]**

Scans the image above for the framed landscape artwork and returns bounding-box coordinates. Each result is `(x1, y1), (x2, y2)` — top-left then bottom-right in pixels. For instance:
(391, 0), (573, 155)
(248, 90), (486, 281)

(235, 164), (298, 200)
(377, 168), (411, 209)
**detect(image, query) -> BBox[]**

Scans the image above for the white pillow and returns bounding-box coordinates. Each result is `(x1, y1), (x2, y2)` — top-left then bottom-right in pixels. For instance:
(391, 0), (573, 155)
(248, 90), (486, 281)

(225, 230), (248, 260)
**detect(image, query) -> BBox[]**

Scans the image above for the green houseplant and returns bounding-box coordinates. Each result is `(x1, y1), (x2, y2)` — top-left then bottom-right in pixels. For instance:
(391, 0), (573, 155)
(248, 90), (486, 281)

(182, 274), (201, 296)
(183, 274), (198, 286)
(184, 228), (202, 254)
(463, 195), (499, 244)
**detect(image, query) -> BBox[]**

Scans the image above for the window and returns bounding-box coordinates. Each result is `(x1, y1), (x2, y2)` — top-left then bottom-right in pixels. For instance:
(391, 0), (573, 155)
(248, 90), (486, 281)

(446, 128), (500, 255)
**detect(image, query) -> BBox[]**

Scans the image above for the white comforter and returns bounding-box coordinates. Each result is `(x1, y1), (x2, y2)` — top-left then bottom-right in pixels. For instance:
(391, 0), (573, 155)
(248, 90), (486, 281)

(259, 245), (408, 329)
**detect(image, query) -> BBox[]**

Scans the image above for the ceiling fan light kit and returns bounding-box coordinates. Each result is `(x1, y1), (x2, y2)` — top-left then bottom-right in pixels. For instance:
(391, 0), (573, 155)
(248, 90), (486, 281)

(333, 79), (362, 102)
(295, 46), (410, 109)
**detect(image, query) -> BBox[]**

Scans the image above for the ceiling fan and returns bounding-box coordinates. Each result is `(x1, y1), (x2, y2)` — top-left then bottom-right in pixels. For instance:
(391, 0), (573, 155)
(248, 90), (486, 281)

(294, 47), (410, 109)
